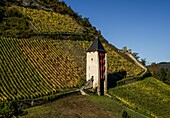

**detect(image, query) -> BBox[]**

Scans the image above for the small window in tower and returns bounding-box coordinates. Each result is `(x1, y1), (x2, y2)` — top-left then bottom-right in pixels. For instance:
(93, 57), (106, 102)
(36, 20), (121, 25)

(91, 58), (93, 61)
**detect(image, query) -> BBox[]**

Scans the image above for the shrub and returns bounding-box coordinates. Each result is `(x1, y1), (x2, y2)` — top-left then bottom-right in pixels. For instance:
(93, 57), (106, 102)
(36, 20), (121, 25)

(0, 101), (19, 118)
(122, 111), (131, 118)
(77, 78), (86, 88)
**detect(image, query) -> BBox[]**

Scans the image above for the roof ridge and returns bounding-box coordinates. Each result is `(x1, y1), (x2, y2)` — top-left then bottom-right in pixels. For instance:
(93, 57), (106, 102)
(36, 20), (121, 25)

(87, 37), (107, 53)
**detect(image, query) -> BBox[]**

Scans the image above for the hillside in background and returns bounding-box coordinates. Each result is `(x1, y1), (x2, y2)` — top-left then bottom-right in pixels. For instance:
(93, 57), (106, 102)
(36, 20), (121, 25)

(147, 62), (170, 85)
(147, 62), (170, 71)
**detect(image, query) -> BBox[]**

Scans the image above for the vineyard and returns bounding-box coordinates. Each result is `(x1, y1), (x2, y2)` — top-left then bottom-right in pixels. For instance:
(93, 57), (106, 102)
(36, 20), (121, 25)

(0, 37), (56, 101)
(108, 77), (170, 118)
(0, 36), (144, 102)
(0, 5), (144, 101)
(13, 6), (84, 34)
(1, 1), (166, 118)
(18, 37), (86, 89)
(77, 40), (144, 77)
(0, 37), (87, 101)
(103, 43), (143, 76)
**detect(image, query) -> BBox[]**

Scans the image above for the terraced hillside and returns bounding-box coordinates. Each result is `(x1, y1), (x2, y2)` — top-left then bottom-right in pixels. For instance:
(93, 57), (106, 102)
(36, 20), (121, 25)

(78, 41), (144, 77)
(109, 77), (170, 118)
(0, 37), (86, 101)
(15, 6), (84, 34)
(18, 37), (86, 89)
(0, 5), (84, 37)
(0, 36), (144, 101)
(0, 1), (145, 103)
(0, 37), (56, 101)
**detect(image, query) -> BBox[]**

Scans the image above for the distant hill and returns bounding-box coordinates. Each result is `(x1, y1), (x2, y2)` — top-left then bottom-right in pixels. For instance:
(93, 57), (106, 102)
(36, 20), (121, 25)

(147, 62), (170, 85)
(157, 62), (170, 70)
(147, 62), (170, 70)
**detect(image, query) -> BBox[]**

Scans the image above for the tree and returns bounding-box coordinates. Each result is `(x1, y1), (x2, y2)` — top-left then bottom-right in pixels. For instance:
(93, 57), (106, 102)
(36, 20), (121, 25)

(141, 58), (146, 66)
(150, 62), (158, 75)
(159, 68), (167, 82)
(132, 52), (139, 60)
(82, 17), (91, 27)
(122, 111), (131, 118)
(165, 70), (170, 85)
(0, 102), (18, 118)
(0, 6), (32, 37)
(0, 101), (26, 118)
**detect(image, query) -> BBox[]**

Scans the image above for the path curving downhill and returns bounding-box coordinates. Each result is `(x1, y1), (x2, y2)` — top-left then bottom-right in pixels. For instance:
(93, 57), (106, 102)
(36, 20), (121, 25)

(125, 52), (148, 76)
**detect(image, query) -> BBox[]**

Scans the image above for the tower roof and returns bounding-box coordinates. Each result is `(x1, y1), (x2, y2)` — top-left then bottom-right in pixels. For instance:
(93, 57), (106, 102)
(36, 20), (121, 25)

(87, 37), (107, 53)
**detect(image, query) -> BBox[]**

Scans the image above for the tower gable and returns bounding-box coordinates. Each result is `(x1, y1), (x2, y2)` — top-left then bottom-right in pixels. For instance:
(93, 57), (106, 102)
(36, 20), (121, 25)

(87, 37), (107, 53)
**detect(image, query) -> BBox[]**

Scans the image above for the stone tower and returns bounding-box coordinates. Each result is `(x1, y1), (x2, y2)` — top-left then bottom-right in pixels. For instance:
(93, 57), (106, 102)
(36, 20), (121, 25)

(86, 37), (107, 95)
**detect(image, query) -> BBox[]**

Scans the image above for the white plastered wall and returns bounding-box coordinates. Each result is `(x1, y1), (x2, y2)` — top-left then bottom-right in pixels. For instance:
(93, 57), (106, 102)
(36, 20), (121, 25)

(86, 51), (99, 89)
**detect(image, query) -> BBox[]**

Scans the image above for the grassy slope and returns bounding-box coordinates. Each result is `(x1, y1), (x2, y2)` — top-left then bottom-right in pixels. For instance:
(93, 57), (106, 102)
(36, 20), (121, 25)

(108, 77), (170, 118)
(19, 95), (148, 118)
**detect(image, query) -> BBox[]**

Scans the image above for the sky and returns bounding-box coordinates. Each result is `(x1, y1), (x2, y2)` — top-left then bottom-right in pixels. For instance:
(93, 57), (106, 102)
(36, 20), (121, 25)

(64, 0), (170, 65)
